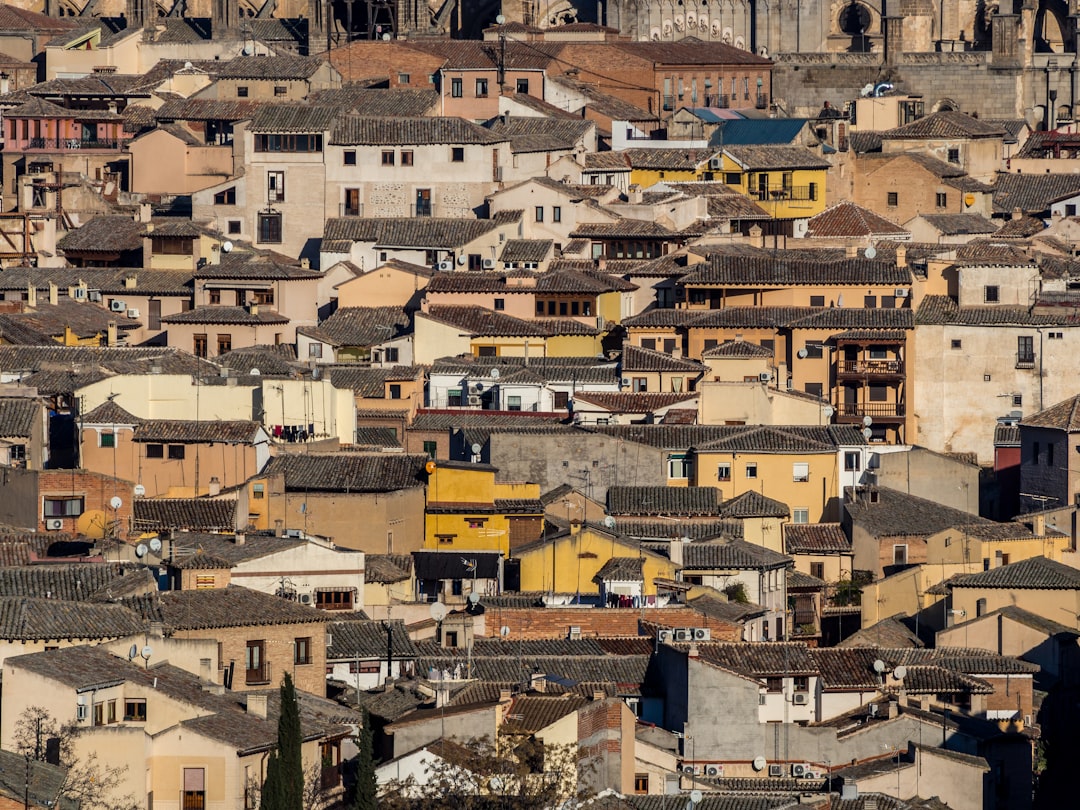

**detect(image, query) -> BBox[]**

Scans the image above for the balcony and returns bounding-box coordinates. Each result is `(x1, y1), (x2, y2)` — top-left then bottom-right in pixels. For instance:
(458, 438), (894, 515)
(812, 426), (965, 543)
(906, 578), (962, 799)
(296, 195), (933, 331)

(704, 94), (729, 108)
(836, 403), (905, 419)
(245, 661), (271, 686)
(320, 764), (341, 790)
(750, 185), (816, 202)
(339, 202), (364, 217)
(1016, 352), (1036, 369)
(837, 359), (905, 377)
(25, 137), (123, 151)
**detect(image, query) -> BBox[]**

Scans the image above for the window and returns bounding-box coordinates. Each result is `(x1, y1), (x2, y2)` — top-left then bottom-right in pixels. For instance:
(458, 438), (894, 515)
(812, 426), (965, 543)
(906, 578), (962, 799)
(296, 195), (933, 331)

(451, 78), (462, 97)
(146, 444), (164, 459)
(274, 85), (287, 96)
(805, 382), (823, 399)
(507, 396), (522, 411)
(668, 453), (689, 479)
(887, 192), (898, 207)
(1012, 394), (1023, 408)
(553, 206), (561, 223)
(315, 590), (354, 610)
(864, 295), (877, 308)
(793, 676), (809, 693)
(717, 462), (731, 481)
(228, 220), (241, 235)
(217, 334), (232, 355)
(214, 187), (236, 205)
(43, 497), (83, 517)
(93, 703), (104, 726)
(476, 78), (489, 97)
(309, 343), (323, 359)
(252, 483), (264, 500)
(951, 339), (962, 349)
(423, 440), (438, 459)
(947, 148), (960, 164)
(810, 562), (825, 580)
(398, 72), (411, 84)
(193, 333), (208, 358)
(1017, 335), (1035, 365)
(237, 86), (248, 97)
(258, 213), (282, 244)
(554, 391), (569, 409)
(535, 206), (544, 222)
(869, 384), (888, 402)
(100, 432), (115, 448)
(168, 444), (186, 460)
(451, 147), (464, 162)
(491, 297), (505, 311)
(401, 150), (414, 166)
(793, 462), (809, 482)
(936, 192), (947, 208)
(746, 462), (758, 479)
(389, 384), (401, 399)
(253, 133), (322, 153)
(448, 388), (463, 406)
(634, 774), (649, 794)
(107, 700), (117, 723)
(893, 544), (908, 566)
(984, 285), (1000, 303)
(804, 342), (823, 359)
(810, 295), (825, 307)
(976, 598), (987, 617)
(344, 150), (356, 165)
(632, 377), (647, 392)
(381, 150), (395, 166)
(766, 677), (783, 693)
(123, 699), (146, 722)
(294, 637), (312, 665)
(183, 768), (205, 810)
(844, 451), (861, 471)
(1049, 331), (1064, 339)
(516, 78), (530, 93)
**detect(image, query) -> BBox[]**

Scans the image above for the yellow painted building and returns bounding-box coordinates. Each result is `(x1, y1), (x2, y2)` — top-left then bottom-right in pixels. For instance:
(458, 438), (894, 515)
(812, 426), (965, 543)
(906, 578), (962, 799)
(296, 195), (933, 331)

(514, 525), (678, 596)
(425, 461), (544, 556)
(710, 146), (829, 219)
(624, 148), (702, 187)
(925, 524), (1068, 575)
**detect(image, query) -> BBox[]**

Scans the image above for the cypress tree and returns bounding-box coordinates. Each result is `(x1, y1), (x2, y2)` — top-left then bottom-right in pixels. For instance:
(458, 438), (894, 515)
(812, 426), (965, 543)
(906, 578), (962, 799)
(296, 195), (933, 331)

(352, 708), (377, 810)
(260, 673), (304, 810)
(260, 750), (282, 810)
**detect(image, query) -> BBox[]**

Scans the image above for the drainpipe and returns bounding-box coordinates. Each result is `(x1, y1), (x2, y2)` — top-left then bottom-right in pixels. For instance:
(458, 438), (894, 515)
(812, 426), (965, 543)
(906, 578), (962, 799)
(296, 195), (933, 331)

(1037, 327), (1045, 411)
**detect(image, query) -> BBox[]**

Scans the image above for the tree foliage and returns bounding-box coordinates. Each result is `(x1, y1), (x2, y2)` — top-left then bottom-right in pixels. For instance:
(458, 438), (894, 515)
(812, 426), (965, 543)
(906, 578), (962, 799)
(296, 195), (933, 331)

(351, 708), (377, 810)
(260, 673), (304, 810)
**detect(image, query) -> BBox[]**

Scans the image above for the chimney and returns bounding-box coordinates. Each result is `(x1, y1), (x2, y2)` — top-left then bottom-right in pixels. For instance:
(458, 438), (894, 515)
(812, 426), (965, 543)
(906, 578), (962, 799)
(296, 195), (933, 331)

(138, 203), (152, 223)
(208, 476), (221, 497)
(687, 642), (699, 658)
(1033, 513), (1046, 537)
(499, 688), (512, 702)
(627, 184), (643, 204)
(124, 274), (137, 289)
(48, 282), (58, 306)
(234, 532), (246, 546)
(245, 694), (268, 719)
(669, 537), (686, 567)
(26, 284), (36, 308)
(895, 245), (907, 268)
(300, 258), (310, 269)
(249, 303), (259, 317)
(530, 671), (546, 692)
(149, 621), (164, 637)
(592, 689), (606, 701)
(1012, 207), (1023, 221)
(846, 244), (858, 258)
(199, 658), (213, 682)
(887, 698), (898, 719)
(107, 320), (118, 347)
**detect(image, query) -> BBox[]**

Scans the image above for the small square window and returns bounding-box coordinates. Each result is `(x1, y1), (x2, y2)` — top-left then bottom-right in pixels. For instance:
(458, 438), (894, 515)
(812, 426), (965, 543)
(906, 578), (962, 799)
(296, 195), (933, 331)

(494, 298), (505, 310)
(947, 148), (960, 164)
(308, 343), (323, 358)
(146, 444), (164, 459)
(745, 462), (758, 479)
(887, 192), (898, 207)
(398, 73), (411, 84)
(793, 508), (809, 524)
(344, 151), (356, 166)
(381, 151), (395, 166)
(253, 483), (265, 499)
(1012, 394), (1023, 407)
(401, 150), (414, 166)
(984, 374), (992, 382)
(451, 147), (464, 162)
(984, 285), (1000, 303)
(237, 86), (248, 97)
(951, 339), (962, 349)
(168, 444), (186, 460)
(810, 295), (825, 307)
(936, 192), (947, 208)
(793, 462), (809, 482)
(100, 432), (115, 448)
(274, 86), (287, 96)
(227, 220), (241, 235)
(516, 78), (529, 94)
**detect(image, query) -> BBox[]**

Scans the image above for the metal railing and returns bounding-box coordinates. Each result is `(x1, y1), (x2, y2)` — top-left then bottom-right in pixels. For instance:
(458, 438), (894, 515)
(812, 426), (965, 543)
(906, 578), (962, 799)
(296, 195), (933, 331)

(837, 403), (905, 418)
(750, 185), (816, 202)
(26, 137), (122, 150)
(245, 661), (271, 686)
(339, 202), (364, 217)
(1016, 353), (1036, 369)
(756, 93), (769, 109)
(838, 359), (904, 375)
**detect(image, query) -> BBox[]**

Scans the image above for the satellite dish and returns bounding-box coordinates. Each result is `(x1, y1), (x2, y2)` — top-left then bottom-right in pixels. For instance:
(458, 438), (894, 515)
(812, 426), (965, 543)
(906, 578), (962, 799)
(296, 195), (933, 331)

(424, 460), (437, 474)
(690, 791), (703, 805)
(241, 45), (253, 56)
(135, 543), (148, 558)
(76, 510), (108, 539)
(822, 405), (835, 418)
(490, 367), (501, 379)
(468, 592), (480, 605)
(222, 241), (233, 253)
(457, 255), (466, 266)
(894, 665), (907, 680)
(429, 602), (448, 622)
(873, 659), (886, 674)
(864, 245), (877, 259)
(602, 515), (617, 529)
(382, 32), (391, 41)
(474, 382), (484, 392)
(149, 537), (162, 553)
(133, 484), (146, 497)
(752, 756), (767, 772)
(862, 427), (873, 439)
(862, 415), (873, 427)
(141, 645), (153, 659)
(500, 625), (511, 637)
(496, 13), (507, 24)
(183, 60), (193, 70)
(128, 644), (138, 660)
(250, 367), (261, 376)
(471, 442), (483, 455)
(797, 348), (808, 359)
(109, 496), (123, 510)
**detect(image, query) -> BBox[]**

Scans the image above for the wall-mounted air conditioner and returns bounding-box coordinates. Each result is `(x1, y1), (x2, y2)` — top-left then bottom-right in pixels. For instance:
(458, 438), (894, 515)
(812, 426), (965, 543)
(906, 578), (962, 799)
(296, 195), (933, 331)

(110, 300), (126, 312)
(705, 765), (723, 777)
(673, 628), (693, 642)
(438, 261), (454, 272)
(482, 258), (496, 269)
(793, 692), (809, 705)
(45, 518), (64, 531)
(693, 628), (710, 641)
(768, 764), (783, 777)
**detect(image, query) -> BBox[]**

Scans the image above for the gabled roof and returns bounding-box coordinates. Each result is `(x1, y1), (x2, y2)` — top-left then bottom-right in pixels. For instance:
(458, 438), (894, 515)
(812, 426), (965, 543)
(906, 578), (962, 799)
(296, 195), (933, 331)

(607, 485), (722, 516)
(881, 111), (1006, 140)
(81, 399), (140, 425)
(720, 490), (789, 519)
(500, 239), (553, 263)
(614, 37), (771, 67)
(132, 420), (262, 444)
(159, 306), (289, 326)
(702, 339), (773, 358)
(679, 539), (792, 570)
(308, 306), (410, 347)
(594, 423), (867, 451)
(592, 556), (644, 583)
(264, 453), (428, 492)
(845, 487), (992, 539)
(327, 619), (418, 659)
(0, 563), (154, 602)
(307, 86), (439, 117)
(1021, 394), (1080, 431)
(916, 213), (998, 235)
(147, 585), (328, 630)
(723, 145), (830, 171)
(836, 615), (924, 648)
(330, 115), (506, 146)
(0, 596), (146, 641)
(916, 295), (1066, 327)
(992, 172), (1080, 214)
(422, 305), (599, 337)
(133, 499), (237, 533)
(948, 555), (1080, 590)
(682, 254), (910, 286)
(486, 117), (593, 153)
(324, 217), (500, 249)
(805, 201), (909, 239)
(570, 391), (697, 413)
(247, 104), (338, 134)
(784, 523), (851, 554)
(216, 54), (328, 80)
(57, 216), (145, 254)
(621, 343), (705, 373)
(0, 399), (39, 439)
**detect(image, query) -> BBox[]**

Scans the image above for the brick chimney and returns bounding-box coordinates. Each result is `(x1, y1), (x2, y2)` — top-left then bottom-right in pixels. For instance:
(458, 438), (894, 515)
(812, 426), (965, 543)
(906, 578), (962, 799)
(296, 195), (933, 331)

(48, 282), (57, 306)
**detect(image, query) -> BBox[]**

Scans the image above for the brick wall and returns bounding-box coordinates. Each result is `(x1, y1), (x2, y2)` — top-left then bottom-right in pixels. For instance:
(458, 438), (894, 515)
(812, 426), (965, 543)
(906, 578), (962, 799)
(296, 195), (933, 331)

(35, 469), (135, 538)
(485, 607), (739, 640)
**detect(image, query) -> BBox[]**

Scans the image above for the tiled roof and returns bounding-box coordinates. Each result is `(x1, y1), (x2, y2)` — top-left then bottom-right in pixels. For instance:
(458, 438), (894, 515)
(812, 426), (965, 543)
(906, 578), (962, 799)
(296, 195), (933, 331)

(570, 220), (677, 239)
(994, 424), (1021, 446)
(845, 486), (992, 538)
(331, 364), (423, 397)
(155, 98), (265, 122)
(784, 523), (851, 554)
(159, 306), (288, 325)
(684, 593), (766, 623)
(500, 239), (553, 263)
(132, 420), (261, 444)
(246, 104), (338, 134)
(620, 148), (706, 171)
(615, 37), (771, 66)
(720, 490), (789, 519)
(917, 213), (999, 235)
(57, 216), (145, 253)
(0, 564), (155, 602)
(216, 55), (327, 80)
(694, 641), (815, 676)
(327, 619), (418, 659)
(993, 172), (1080, 214)
(678, 539), (792, 570)
(621, 344), (705, 372)
(487, 117), (593, 153)
(148, 585), (327, 630)
(324, 216), (499, 248)
(0, 5), (76, 32)
(949, 555), (1080, 590)
(133, 499), (237, 533)
(881, 111), (1006, 140)
(310, 306), (410, 347)
(0, 345), (212, 380)
(837, 615), (923, 648)
(263, 453), (428, 492)
(1021, 394), (1080, 431)
(331, 115), (505, 146)
(592, 556), (644, 583)
(606, 518), (742, 542)
(805, 202), (909, 239)
(583, 152), (630, 170)
(693, 425), (846, 453)
(702, 339), (773, 358)
(308, 86), (438, 117)
(849, 131), (883, 153)
(571, 391), (697, 413)
(416, 652), (650, 690)
(364, 553), (413, 584)
(426, 267), (632, 295)
(723, 145), (831, 170)
(0, 596), (146, 641)
(607, 486), (722, 516)
(423, 305), (599, 336)
(217, 344), (300, 376)
(915, 295), (1067, 326)
(0, 398), (39, 438)
(593, 423), (866, 451)
(354, 426), (402, 449)
(682, 254), (910, 286)
(502, 694), (591, 734)
(683, 306), (914, 331)
(197, 254), (320, 280)
(993, 216), (1045, 238)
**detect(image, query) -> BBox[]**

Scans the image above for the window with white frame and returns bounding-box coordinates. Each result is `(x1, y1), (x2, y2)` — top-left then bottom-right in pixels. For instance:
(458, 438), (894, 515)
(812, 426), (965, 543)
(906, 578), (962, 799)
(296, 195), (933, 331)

(792, 508), (809, 524)
(668, 454), (689, 479)
(717, 462), (731, 481)
(792, 462), (809, 482)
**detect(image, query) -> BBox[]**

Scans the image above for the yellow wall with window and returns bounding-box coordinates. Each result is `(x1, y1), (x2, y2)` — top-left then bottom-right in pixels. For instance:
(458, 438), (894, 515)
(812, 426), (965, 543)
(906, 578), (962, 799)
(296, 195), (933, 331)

(710, 152), (828, 219)
(425, 463), (541, 555)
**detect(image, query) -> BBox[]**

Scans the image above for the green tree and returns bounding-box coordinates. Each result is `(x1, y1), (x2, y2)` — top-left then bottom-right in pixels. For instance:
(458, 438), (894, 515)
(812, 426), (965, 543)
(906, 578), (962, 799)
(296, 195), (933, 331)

(261, 673), (304, 810)
(351, 708), (377, 810)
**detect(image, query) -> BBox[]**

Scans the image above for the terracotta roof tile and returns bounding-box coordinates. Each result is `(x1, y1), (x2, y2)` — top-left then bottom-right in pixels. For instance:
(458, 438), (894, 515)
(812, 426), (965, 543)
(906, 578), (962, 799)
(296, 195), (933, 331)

(132, 420), (262, 444)
(607, 485), (722, 516)
(263, 453), (428, 492)
(806, 201), (908, 239)
(133, 499), (237, 532)
(723, 145), (831, 170)
(882, 111), (1006, 140)
(784, 523), (851, 554)
(331, 115), (506, 145)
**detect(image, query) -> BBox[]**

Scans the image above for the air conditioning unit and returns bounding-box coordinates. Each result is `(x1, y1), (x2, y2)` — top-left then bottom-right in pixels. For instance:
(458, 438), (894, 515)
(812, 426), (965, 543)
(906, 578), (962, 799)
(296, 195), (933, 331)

(127, 308), (140, 319)
(895, 288), (910, 298)
(438, 260), (454, 271)
(693, 628), (710, 641)
(759, 371), (771, 382)
(657, 628), (673, 643)
(768, 765), (783, 778)
(705, 765), (723, 777)
(673, 628), (693, 642)
(467, 395), (482, 406)
(45, 518), (64, 531)
(482, 258), (496, 269)
(709, 158), (722, 170)
(110, 300), (126, 312)
(88, 290), (101, 302)
(299, 593), (313, 605)
(791, 764), (810, 778)
(681, 765), (696, 775)
(793, 692), (809, 705)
